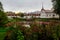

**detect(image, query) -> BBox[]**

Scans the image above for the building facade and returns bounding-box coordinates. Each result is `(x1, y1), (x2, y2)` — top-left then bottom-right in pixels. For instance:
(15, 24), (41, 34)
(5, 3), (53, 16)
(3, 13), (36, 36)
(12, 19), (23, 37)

(23, 8), (59, 19)
(6, 8), (59, 19)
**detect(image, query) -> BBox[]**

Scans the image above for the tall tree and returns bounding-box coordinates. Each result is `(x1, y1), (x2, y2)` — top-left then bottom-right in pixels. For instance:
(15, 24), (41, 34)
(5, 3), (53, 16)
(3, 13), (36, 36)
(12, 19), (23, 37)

(0, 2), (4, 11)
(18, 12), (24, 17)
(0, 2), (8, 27)
(52, 0), (60, 19)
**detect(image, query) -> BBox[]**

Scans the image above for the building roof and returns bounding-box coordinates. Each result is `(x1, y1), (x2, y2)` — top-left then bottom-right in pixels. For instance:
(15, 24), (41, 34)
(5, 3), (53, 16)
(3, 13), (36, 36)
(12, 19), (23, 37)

(6, 9), (54, 16)
(45, 10), (53, 13)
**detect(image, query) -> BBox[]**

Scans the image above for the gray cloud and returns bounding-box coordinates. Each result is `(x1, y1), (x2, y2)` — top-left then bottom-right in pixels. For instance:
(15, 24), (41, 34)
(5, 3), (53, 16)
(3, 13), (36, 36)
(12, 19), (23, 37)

(0, 0), (52, 12)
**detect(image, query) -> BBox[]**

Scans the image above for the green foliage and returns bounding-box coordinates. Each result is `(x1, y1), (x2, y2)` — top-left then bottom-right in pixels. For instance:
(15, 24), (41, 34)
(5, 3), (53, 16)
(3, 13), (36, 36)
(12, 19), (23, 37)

(0, 2), (4, 11)
(0, 11), (8, 27)
(18, 12), (24, 17)
(17, 30), (24, 40)
(17, 21), (60, 40)
(52, 0), (60, 18)
(4, 27), (24, 40)
(0, 2), (8, 27)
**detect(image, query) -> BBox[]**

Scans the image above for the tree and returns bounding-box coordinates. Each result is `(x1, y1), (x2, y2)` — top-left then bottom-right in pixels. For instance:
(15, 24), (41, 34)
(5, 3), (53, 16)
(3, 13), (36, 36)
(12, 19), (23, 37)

(18, 12), (24, 18)
(52, 0), (60, 19)
(0, 2), (4, 11)
(20, 13), (24, 17)
(0, 2), (8, 27)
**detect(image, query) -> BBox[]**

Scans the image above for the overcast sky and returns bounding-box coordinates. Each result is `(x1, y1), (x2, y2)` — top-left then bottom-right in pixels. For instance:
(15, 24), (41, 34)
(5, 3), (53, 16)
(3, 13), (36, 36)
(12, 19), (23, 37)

(0, 0), (52, 12)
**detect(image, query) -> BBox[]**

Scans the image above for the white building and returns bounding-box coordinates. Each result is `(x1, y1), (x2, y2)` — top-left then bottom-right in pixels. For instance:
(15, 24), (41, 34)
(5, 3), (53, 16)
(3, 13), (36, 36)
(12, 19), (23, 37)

(40, 8), (59, 18)
(7, 7), (59, 19)
(24, 8), (59, 19)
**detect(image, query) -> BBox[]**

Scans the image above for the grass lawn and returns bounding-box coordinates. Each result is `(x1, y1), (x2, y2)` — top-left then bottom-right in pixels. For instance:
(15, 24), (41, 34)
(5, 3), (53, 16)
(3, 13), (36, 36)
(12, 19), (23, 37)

(34, 18), (59, 21)
(0, 32), (6, 40)
(0, 28), (7, 40)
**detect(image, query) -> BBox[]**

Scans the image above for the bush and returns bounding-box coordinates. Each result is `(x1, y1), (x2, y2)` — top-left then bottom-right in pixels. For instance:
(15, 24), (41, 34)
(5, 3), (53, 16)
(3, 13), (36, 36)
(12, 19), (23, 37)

(4, 27), (24, 40)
